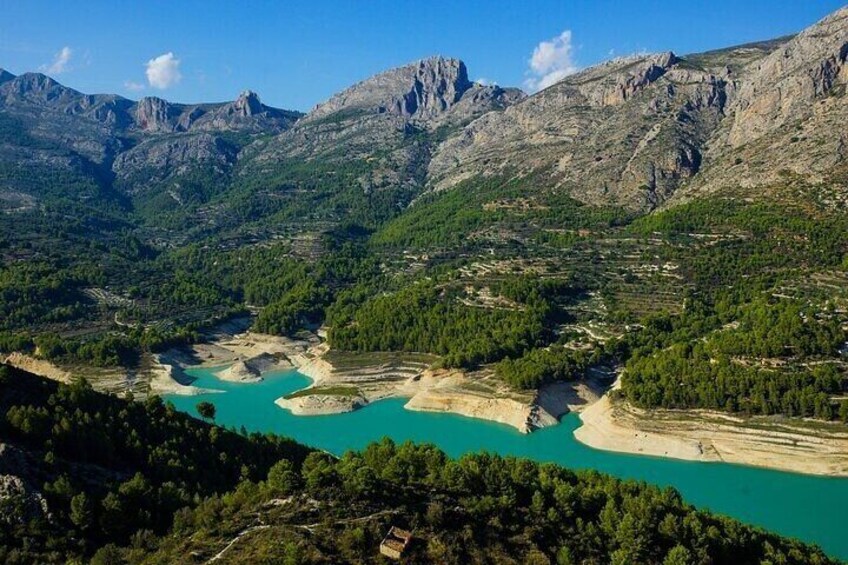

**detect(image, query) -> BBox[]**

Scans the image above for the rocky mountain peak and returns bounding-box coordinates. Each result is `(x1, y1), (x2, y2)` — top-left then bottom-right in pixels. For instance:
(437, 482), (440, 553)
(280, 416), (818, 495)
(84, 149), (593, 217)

(135, 96), (176, 132)
(304, 55), (475, 125)
(0, 68), (14, 85)
(230, 90), (263, 117)
(3, 72), (75, 104)
(403, 56), (473, 117)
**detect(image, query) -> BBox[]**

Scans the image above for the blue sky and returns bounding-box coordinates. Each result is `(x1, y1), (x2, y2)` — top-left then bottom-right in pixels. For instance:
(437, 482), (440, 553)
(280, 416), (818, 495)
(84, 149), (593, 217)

(1, 0), (844, 110)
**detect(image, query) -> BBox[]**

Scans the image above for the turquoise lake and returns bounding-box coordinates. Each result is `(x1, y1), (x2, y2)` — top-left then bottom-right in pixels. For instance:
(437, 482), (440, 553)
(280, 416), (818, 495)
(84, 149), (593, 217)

(166, 367), (848, 560)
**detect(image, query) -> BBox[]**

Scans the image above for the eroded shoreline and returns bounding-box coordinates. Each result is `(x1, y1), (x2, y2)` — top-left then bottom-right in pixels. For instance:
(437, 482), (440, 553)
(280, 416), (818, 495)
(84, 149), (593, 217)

(573, 378), (848, 477)
(7, 321), (848, 478)
(161, 329), (848, 477)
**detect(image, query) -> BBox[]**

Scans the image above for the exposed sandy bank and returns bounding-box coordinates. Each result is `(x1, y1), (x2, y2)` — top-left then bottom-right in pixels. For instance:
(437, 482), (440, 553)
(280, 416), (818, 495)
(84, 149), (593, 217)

(148, 354), (217, 396)
(216, 360), (262, 382)
(153, 325), (308, 391)
(215, 352), (288, 382)
(574, 379), (848, 477)
(398, 369), (530, 431)
(271, 347), (608, 433)
(405, 389), (532, 431)
(402, 369), (608, 433)
(1, 353), (73, 383)
(275, 394), (366, 416)
(194, 331), (313, 370)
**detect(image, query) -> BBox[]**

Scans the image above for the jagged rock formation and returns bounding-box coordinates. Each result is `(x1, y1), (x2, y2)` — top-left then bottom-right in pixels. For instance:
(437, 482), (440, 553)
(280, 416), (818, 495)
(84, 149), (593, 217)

(672, 6), (848, 204)
(429, 7), (848, 211)
(302, 57), (519, 128)
(247, 56), (524, 202)
(0, 474), (50, 525)
(133, 90), (299, 134)
(0, 71), (301, 207)
(427, 49), (767, 210)
(134, 96), (177, 132)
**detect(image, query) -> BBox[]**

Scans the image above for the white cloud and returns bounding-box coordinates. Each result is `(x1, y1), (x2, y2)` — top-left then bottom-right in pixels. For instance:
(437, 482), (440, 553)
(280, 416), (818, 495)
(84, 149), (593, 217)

(145, 52), (182, 89)
(124, 80), (145, 92)
(524, 30), (579, 92)
(40, 46), (72, 75)
(476, 77), (497, 86)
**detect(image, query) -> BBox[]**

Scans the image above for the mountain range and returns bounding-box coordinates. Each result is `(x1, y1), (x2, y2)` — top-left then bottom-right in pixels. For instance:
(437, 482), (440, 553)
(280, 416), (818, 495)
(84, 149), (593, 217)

(1, 6), (846, 229)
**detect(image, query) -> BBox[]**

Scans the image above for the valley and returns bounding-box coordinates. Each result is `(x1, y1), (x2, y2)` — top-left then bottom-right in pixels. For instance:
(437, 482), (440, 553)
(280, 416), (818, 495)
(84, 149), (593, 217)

(1, 4), (848, 563)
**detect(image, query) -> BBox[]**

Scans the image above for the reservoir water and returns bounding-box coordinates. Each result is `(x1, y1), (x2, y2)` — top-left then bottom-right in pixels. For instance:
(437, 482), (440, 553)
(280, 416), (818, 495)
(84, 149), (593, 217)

(165, 367), (848, 560)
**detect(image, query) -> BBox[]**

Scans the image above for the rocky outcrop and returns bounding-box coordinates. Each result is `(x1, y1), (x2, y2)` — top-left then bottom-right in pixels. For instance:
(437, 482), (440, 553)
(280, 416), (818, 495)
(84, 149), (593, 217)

(427, 49), (736, 209)
(564, 51), (679, 107)
(306, 57), (473, 124)
(135, 96), (178, 132)
(0, 444), (51, 525)
(246, 56), (524, 207)
(0, 474), (50, 525)
(298, 56), (524, 132)
(726, 6), (848, 147)
(230, 90), (263, 117)
(132, 92), (300, 134)
(215, 353), (287, 382)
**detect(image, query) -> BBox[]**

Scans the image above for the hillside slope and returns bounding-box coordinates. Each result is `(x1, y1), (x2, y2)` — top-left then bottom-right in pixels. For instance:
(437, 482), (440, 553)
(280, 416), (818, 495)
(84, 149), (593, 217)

(426, 6), (847, 212)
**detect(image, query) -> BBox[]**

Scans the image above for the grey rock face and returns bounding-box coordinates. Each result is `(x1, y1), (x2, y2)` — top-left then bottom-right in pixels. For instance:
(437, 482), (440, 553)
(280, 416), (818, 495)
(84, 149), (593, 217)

(305, 56), (473, 126)
(247, 56), (525, 202)
(427, 50), (730, 209)
(112, 133), (237, 190)
(135, 96), (179, 132)
(672, 6), (848, 205)
(726, 6), (848, 147)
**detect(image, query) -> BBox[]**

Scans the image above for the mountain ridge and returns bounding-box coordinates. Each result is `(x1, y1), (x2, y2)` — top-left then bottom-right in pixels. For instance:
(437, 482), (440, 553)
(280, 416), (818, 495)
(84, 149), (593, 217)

(0, 7), (846, 224)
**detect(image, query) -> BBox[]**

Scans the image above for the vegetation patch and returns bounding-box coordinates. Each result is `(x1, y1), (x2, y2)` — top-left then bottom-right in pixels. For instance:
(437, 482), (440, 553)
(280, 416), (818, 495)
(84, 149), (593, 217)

(284, 385), (361, 399)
